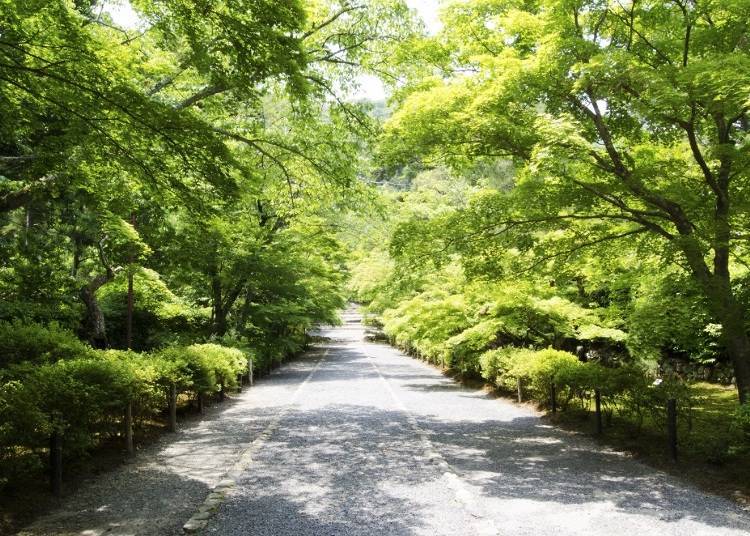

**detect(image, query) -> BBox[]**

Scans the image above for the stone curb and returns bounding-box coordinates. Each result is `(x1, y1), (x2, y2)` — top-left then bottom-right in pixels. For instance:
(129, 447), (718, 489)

(182, 350), (328, 534)
(182, 479), (235, 533)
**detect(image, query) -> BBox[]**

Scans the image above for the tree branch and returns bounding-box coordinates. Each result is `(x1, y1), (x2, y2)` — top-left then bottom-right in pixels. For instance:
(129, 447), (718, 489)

(0, 175), (57, 213)
(302, 5), (365, 40)
(175, 83), (227, 110)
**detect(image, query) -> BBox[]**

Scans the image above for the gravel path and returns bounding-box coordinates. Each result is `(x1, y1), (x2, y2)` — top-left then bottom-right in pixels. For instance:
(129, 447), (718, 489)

(19, 308), (750, 535)
(16, 350), (328, 536)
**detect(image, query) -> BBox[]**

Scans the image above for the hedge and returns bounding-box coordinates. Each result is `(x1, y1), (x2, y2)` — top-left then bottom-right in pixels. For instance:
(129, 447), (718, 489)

(0, 334), (249, 491)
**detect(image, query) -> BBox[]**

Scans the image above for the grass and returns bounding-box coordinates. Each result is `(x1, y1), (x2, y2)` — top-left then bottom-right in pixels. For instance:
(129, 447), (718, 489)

(548, 381), (750, 506)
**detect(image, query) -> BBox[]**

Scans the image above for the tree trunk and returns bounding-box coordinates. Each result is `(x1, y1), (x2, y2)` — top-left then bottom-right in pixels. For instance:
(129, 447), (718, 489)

(695, 266), (750, 404)
(80, 279), (108, 349)
(125, 401), (134, 454)
(126, 270), (134, 348)
(681, 237), (750, 404)
(212, 276), (227, 336)
(126, 213), (136, 349)
(715, 304), (750, 404)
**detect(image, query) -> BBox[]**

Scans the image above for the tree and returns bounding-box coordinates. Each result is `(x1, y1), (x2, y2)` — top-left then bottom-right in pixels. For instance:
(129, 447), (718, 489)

(381, 0), (750, 403)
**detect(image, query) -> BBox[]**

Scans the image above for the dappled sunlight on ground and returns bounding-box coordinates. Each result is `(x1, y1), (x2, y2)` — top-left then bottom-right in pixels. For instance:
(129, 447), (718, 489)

(21, 308), (750, 536)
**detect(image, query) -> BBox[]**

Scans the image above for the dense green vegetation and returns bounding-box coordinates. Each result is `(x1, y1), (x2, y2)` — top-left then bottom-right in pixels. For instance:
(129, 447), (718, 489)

(0, 0), (412, 499)
(374, 0), (750, 405)
(3, 0), (750, 517)
(346, 0), (750, 484)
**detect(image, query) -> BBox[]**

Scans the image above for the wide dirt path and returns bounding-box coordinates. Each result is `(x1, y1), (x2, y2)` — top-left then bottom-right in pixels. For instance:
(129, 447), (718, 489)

(205, 310), (750, 535)
(20, 308), (750, 535)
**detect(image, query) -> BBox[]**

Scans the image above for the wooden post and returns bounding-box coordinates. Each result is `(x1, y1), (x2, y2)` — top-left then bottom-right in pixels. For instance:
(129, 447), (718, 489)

(516, 378), (522, 403)
(125, 401), (134, 454)
(550, 383), (557, 413)
(237, 373), (243, 393)
(168, 384), (177, 432)
(219, 383), (225, 402)
(249, 361), (254, 387)
(667, 398), (678, 461)
(50, 431), (62, 496)
(594, 389), (603, 435)
(198, 393), (204, 414)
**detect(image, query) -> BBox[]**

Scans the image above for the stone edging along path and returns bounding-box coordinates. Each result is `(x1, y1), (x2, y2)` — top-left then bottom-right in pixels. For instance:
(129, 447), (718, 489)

(17, 350), (328, 536)
(182, 350), (328, 533)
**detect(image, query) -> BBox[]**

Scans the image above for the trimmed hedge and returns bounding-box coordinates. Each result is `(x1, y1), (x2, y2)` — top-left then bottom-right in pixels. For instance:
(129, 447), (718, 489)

(479, 345), (695, 434)
(0, 320), (95, 368)
(0, 332), (250, 491)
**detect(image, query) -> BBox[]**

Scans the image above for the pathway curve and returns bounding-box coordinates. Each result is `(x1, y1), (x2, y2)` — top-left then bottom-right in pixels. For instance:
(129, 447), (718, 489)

(19, 308), (750, 535)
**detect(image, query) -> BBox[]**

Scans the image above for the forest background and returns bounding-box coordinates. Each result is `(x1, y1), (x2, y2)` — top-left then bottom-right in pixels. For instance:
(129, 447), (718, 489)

(2, 0), (750, 529)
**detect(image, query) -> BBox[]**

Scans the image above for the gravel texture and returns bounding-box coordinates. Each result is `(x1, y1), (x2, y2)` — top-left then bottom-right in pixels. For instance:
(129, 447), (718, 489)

(19, 308), (750, 535)
(16, 350), (327, 536)
(207, 309), (750, 536)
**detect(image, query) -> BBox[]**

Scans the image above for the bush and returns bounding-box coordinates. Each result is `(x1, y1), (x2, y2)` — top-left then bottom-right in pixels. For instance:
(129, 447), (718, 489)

(479, 346), (581, 403)
(0, 379), (47, 489)
(382, 291), (468, 362)
(0, 341), (250, 491)
(21, 358), (131, 455)
(187, 343), (248, 392)
(442, 318), (504, 375)
(0, 321), (94, 368)
(479, 347), (524, 387)
(505, 348), (581, 398)
(99, 350), (164, 420)
(155, 343), (248, 397)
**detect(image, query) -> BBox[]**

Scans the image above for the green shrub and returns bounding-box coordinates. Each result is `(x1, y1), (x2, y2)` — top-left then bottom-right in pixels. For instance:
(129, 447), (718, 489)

(155, 343), (248, 397)
(1, 352), (165, 489)
(0, 341), (253, 490)
(505, 348), (581, 397)
(189, 343), (247, 391)
(479, 347), (520, 386)
(0, 321), (94, 368)
(0, 379), (47, 488)
(616, 376), (694, 434)
(23, 358), (125, 454)
(98, 350), (165, 418)
(98, 269), (211, 350)
(442, 318), (504, 375)
(479, 346), (581, 401)
(382, 291), (468, 363)
(216, 334), (259, 370)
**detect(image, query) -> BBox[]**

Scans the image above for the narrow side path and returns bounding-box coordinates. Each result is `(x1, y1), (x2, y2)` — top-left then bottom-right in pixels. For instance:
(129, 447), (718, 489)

(17, 350), (328, 536)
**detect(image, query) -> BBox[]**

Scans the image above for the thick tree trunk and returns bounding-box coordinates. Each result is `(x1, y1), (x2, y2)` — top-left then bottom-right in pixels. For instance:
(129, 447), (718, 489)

(696, 267), (750, 404)
(210, 275), (245, 337)
(715, 303), (750, 404)
(680, 236), (750, 403)
(80, 278), (108, 349)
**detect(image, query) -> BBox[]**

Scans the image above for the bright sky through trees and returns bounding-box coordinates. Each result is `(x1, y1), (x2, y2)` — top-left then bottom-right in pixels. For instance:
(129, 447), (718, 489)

(4, 1), (750, 526)
(105, 0), (441, 102)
